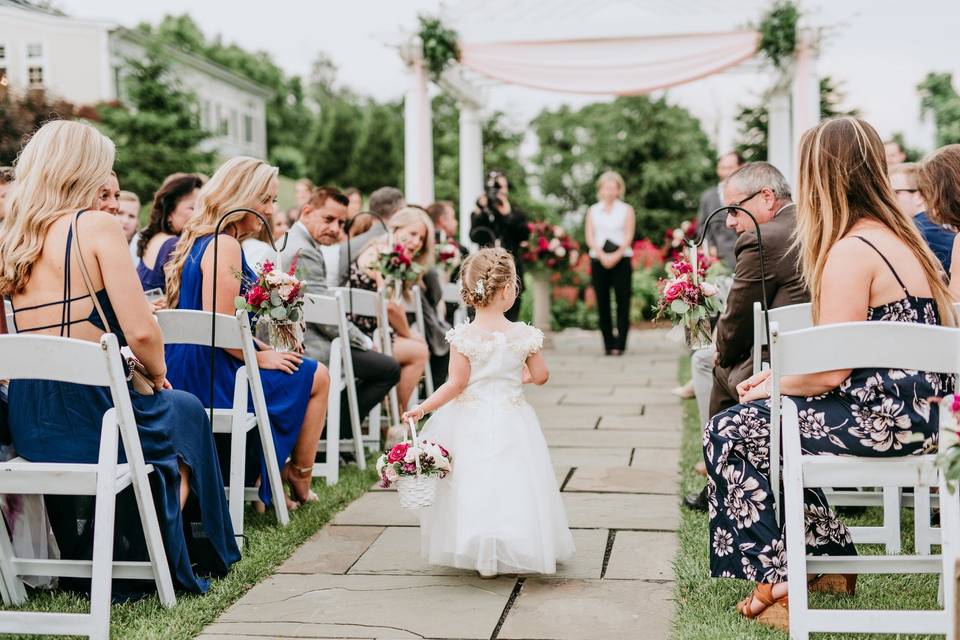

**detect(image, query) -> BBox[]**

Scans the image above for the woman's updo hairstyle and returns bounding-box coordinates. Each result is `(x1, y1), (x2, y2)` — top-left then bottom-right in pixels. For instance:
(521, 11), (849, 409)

(459, 247), (517, 308)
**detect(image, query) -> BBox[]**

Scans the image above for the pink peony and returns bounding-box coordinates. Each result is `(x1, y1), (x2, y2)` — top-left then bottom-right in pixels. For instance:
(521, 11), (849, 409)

(664, 281), (685, 302)
(672, 260), (693, 275)
(384, 466), (399, 482)
(387, 442), (409, 464)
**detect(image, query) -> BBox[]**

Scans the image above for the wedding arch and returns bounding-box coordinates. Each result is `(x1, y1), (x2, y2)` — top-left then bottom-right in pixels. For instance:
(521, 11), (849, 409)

(397, 5), (820, 245)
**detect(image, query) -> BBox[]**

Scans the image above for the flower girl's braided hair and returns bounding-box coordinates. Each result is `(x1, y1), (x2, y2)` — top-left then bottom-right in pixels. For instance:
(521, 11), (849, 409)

(459, 247), (517, 308)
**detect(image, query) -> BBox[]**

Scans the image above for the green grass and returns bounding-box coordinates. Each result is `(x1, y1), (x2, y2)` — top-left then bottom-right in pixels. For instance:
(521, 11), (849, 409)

(2, 462), (378, 640)
(671, 358), (941, 640)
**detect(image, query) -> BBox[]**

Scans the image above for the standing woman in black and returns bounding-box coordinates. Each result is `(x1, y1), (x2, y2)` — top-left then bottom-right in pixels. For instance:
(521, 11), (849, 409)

(586, 171), (635, 355)
(470, 171), (530, 321)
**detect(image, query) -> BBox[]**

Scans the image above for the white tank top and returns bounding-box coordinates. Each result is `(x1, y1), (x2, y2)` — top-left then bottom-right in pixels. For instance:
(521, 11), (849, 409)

(588, 200), (633, 257)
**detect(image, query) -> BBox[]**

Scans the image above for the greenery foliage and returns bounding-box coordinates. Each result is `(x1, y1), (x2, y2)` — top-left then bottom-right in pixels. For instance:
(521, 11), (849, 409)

(0, 89), (84, 165)
(918, 72), (960, 147)
(756, 0), (799, 70)
(417, 16), (461, 80)
(97, 41), (213, 201)
(734, 76), (859, 163)
(531, 96), (715, 242)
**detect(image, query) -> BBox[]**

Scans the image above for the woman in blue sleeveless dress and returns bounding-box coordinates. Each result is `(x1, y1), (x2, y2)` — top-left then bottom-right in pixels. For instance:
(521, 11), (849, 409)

(163, 157), (329, 511)
(706, 117), (957, 632)
(0, 121), (239, 594)
(136, 174), (204, 293)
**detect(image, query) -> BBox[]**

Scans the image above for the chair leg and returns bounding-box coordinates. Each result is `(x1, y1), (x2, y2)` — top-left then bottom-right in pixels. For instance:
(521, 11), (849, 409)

(914, 486), (933, 555)
(882, 486), (902, 554)
(89, 477), (119, 639)
(228, 418), (247, 546)
(0, 506), (27, 605)
(326, 387), (340, 485)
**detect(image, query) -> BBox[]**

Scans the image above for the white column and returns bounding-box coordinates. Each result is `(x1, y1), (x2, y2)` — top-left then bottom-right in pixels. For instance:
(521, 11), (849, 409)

(458, 103), (483, 247)
(791, 29), (820, 173)
(403, 37), (434, 206)
(767, 84), (793, 185)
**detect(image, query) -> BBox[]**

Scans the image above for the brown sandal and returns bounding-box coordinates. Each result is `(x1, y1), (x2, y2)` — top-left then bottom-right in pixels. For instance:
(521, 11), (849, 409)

(283, 462), (319, 506)
(808, 573), (857, 595)
(738, 583), (789, 632)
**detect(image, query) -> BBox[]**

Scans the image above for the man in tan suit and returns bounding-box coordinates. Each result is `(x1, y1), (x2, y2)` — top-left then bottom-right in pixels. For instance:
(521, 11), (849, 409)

(684, 162), (808, 511)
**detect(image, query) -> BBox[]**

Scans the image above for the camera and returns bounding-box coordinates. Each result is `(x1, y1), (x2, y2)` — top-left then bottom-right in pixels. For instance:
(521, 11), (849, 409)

(483, 171), (503, 212)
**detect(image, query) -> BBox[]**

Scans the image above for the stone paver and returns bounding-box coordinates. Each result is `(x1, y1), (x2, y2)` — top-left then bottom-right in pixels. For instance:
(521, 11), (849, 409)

(498, 578), (674, 640)
(201, 328), (683, 640)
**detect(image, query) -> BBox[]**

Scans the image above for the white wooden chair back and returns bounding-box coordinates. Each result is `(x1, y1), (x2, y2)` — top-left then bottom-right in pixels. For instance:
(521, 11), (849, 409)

(441, 281), (467, 326)
(303, 292), (364, 476)
(769, 320), (960, 638)
(0, 333), (176, 638)
(751, 301), (812, 374)
(155, 309), (289, 528)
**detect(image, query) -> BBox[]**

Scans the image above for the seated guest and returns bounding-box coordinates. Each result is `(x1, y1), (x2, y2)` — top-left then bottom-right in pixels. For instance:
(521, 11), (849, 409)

(344, 187), (363, 219)
(342, 186), (406, 278)
(918, 145), (960, 297)
(280, 186), (401, 441)
(96, 171), (120, 214)
(164, 157), (329, 511)
(0, 166), (13, 222)
(708, 117), (954, 630)
(136, 174), (204, 293)
(294, 177), (314, 209)
(682, 162), (808, 512)
(408, 204), (452, 388)
(241, 209), (280, 270)
(286, 205), (301, 224)
(0, 120), (239, 592)
(272, 205), (290, 240)
(891, 162), (954, 274)
(349, 207), (431, 412)
(117, 190), (141, 265)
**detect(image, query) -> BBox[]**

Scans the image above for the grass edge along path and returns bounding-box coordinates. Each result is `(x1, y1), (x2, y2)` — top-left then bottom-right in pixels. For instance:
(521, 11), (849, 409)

(670, 357), (941, 640)
(1, 462), (378, 640)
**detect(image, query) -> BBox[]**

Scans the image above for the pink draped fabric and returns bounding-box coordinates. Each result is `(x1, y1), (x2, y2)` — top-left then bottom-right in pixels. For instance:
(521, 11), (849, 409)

(459, 30), (759, 95)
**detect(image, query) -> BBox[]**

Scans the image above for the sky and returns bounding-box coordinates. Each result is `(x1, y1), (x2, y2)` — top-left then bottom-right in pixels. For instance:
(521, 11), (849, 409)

(56, 0), (960, 154)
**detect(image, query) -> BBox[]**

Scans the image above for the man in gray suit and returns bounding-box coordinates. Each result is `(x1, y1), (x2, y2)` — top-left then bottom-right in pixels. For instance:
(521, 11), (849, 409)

(696, 151), (744, 271)
(337, 186), (406, 285)
(282, 187), (401, 439)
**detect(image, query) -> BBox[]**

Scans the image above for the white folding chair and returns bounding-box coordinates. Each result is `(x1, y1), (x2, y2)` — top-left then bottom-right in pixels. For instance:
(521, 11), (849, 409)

(331, 287), (398, 451)
(155, 309), (289, 542)
(770, 320), (960, 638)
(407, 286), (434, 398)
(0, 333), (175, 639)
(441, 281), (468, 326)
(303, 292), (364, 478)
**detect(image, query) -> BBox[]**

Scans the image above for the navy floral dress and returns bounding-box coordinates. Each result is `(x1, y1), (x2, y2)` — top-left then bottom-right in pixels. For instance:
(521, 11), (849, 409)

(707, 237), (950, 583)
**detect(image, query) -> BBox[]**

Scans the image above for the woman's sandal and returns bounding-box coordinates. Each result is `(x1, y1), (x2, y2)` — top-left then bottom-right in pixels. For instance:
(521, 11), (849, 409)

(283, 462), (319, 506)
(737, 583), (789, 632)
(808, 573), (857, 595)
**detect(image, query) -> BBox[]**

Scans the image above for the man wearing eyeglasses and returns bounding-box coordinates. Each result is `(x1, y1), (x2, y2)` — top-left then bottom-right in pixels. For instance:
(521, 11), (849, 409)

(282, 186), (401, 451)
(890, 162), (954, 274)
(683, 162), (808, 512)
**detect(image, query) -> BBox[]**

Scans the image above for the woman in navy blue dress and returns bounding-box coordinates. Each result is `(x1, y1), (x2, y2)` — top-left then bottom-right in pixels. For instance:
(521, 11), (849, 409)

(136, 174), (204, 293)
(706, 117), (957, 631)
(0, 120), (239, 593)
(163, 157), (329, 511)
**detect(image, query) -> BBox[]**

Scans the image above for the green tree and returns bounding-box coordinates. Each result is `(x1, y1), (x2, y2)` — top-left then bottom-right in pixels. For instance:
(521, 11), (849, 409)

(304, 94), (364, 186)
(531, 95), (715, 240)
(347, 100), (404, 193)
(98, 41), (212, 201)
(918, 72), (960, 147)
(0, 88), (81, 165)
(734, 76), (858, 163)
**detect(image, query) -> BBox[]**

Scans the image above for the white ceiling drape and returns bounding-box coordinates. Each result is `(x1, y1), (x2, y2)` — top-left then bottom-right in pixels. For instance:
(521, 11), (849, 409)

(458, 30), (759, 95)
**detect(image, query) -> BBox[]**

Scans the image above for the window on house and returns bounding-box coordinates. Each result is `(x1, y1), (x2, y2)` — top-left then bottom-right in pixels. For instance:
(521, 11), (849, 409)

(243, 115), (253, 144)
(0, 45), (6, 60)
(202, 100), (212, 131)
(28, 66), (44, 87)
(216, 105), (229, 137)
(27, 43), (43, 59)
(230, 109), (238, 142)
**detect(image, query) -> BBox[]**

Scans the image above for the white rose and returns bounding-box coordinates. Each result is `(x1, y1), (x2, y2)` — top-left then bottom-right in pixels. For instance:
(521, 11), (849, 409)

(672, 229), (684, 241)
(701, 282), (719, 297)
(278, 284), (294, 299)
(548, 238), (560, 250)
(555, 247), (566, 257)
(680, 220), (691, 232)
(384, 466), (399, 482)
(403, 446), (418, 463)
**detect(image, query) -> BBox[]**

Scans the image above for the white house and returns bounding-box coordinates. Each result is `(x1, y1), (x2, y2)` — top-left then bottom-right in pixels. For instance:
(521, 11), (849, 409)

(0, 0), (271, 160)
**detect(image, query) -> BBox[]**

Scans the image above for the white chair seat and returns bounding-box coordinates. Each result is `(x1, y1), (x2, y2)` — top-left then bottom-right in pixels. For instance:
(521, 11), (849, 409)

(0, 458), (155, 495)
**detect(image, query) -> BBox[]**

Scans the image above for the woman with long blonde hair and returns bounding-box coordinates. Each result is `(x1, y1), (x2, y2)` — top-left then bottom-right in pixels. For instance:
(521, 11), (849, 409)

(163, 156), (329, 511)
(349, 206), (433, 414)
(704, 117), (955, 631)
(0, 120), (239, 592)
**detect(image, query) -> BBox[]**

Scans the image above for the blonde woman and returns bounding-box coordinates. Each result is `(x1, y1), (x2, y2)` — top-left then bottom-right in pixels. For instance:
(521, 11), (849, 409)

(349, 206), (433, 410)
(164, 157), (330, 511)
(705, 117), (955, 631)
(585, 171), (635, 355)
(0, 120), (239, 592)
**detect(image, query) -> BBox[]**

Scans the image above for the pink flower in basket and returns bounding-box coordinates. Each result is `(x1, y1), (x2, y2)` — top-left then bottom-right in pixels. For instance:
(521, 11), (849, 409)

(387, 442), (409, 464)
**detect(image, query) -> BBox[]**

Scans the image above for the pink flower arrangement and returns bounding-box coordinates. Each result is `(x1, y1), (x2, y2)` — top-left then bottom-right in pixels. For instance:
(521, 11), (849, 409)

(234, 258), (306, 324)
(520, 221), (581, 272)
(664, 219), (698, 261)
(655, 255), (723, 347)
(376, 439), (452, 488)
(375, 243), (424, 283)
(435, 239), (461, 275)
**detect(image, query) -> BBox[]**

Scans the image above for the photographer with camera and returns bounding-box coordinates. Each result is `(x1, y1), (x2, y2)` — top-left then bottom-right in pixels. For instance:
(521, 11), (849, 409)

(470, 171), (530, 321)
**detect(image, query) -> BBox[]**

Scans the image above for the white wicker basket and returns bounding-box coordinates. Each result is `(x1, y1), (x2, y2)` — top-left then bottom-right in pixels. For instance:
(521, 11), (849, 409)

(396, 418), (438, 510)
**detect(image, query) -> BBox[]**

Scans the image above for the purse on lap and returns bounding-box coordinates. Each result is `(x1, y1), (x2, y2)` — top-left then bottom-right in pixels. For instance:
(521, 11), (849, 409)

(70, 213), (156, 396)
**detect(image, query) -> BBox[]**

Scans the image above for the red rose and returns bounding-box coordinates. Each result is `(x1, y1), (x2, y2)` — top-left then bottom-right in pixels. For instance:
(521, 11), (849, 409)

(538, 237), (549, 250)
(246, 285), (269, 307)
(664, 281), (685, 302)
(261, 261), (274, 274)
(672, 260), (692, 275)
(287, 283), (301, 302)
(387, 442), (409, 463)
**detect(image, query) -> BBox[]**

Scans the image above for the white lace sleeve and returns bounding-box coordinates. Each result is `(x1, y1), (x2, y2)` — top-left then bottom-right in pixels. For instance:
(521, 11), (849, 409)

(445, 324), (492, 361)
(515, 324), (545, 357)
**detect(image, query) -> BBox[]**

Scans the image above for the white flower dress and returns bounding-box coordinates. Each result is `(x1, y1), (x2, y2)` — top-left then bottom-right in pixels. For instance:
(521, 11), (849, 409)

(418, 322), (575, 576)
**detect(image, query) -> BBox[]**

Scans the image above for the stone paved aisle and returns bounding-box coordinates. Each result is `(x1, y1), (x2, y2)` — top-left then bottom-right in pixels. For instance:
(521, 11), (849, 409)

(197, 328), (684, 640)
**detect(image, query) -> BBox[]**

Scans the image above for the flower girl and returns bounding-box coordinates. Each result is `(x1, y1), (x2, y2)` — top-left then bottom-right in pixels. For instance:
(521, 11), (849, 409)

(402, 248), (575, 577)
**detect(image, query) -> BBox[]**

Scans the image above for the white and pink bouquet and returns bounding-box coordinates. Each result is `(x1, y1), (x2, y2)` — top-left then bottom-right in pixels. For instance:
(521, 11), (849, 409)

(234, 259), (305, 352)
(435, 238), (461, 277)
(655, 256), (722, 348)
(376, 439), (452, 488)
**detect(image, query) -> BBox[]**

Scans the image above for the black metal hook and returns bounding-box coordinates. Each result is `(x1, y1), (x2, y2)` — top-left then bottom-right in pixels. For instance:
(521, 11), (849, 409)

(208, 207), (289, 424)
(683, 205), (771, 356)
